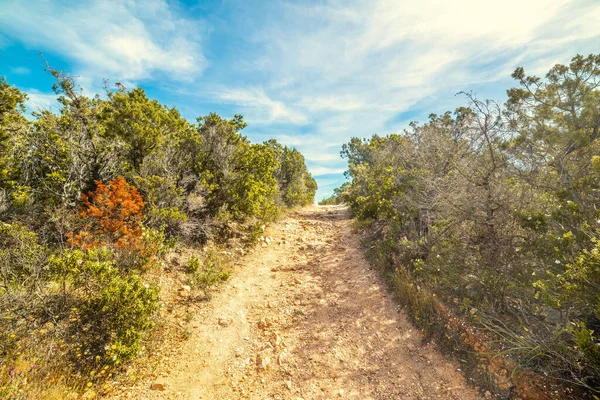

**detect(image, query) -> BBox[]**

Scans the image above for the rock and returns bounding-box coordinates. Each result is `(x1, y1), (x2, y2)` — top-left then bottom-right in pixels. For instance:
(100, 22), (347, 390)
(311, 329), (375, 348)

(278, 351), (287, 365)
(257, 319), (271, 330)
(265, 237), (271, 244)
(150, 382), (166, 391)
(285, 380), (293, 390)
(270, 331), (282, 347)
(218, 317), (233, 327)
(256, 353), (271, 370)
(484, 391), (492, 398)
(178, 285), (192, 297)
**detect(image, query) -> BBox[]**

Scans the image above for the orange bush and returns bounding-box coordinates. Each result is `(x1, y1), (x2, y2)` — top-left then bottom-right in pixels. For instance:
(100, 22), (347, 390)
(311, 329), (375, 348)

(67, 176), (146, 251)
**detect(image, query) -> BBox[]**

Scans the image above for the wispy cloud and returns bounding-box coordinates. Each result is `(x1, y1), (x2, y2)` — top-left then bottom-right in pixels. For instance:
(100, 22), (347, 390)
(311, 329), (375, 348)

(216, 0), (599, 198)
(1, 0), (206, 82)
(218, 88), (308, 125)
(3, 0), (598, 199)
(11, 67), (30, 75)
(25, 89), (59, 111)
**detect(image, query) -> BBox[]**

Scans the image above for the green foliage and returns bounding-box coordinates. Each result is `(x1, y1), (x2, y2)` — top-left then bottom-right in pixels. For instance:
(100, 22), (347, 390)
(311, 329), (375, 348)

(0, 70), (315, 396)
(80, 271), (159, 363)
(0, 78), (28, 190)
(319, 182), (349, 205)
(342, 54), (600, 393)
(572, 322), (600, 379)
(186, 250), (231, 289)
(134, 175), (187, 234)
(0, 223), (47, 290)
(267, 139), (317, 207)
(49, 248), (159, 365)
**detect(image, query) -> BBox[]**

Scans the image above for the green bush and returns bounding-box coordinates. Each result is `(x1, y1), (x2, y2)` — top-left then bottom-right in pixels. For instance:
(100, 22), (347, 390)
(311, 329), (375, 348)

(0, 71), (316, 396)
(0, 223), (47, 290)
(80, 272), (159, 364)
(341, 54), (600, 394)
(186, 250), (230, 289)
(49, 249), (159, 366)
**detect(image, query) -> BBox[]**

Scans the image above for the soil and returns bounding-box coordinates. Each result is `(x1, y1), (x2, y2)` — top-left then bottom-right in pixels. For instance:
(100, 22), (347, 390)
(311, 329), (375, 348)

(112, 205), (481, 399)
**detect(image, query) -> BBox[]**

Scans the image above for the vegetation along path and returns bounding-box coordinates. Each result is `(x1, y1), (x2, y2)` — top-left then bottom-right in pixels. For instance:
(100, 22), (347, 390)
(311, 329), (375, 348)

(121, 205), (480, 399)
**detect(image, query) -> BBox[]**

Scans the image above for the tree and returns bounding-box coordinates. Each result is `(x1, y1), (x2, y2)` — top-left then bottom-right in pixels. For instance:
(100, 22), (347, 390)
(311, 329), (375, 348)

(0, 78), (28, 189)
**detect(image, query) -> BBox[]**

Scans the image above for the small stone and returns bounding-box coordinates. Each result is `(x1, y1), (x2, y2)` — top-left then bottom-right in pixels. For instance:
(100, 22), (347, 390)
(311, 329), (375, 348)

(285, 380), (292, 390)
(257, 319), (271, 330)
(484, 391), (492, 398)
(270, 331), (282, 347)
(218, 317), (233, 327)
(150, 382), (166, 391)
(278, 352), (287, 365)
(256, 353), (271, 370)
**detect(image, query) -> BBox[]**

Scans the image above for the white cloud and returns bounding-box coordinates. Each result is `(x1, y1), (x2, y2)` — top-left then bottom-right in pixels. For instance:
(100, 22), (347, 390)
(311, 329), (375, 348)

(11, 67), (30, 75)
(223, 0), (599, 196)
(218, 88), (308, 125)
(25, 90), (59, 111)
(310, 166), (347, 176)
(5, 0), (598, 199)
(1, 0), (205, 82)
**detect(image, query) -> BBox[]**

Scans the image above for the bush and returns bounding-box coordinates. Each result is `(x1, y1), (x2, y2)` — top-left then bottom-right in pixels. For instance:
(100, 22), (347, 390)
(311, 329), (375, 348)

(49, 249), (159, 367)
(341, 54), (600, 395)
(186, 250), (230, 290)
(0, 73), (317, 397)
(68, 176), (146, 251)
(0, 223), (47, 291)
(80, 272), (159, 364)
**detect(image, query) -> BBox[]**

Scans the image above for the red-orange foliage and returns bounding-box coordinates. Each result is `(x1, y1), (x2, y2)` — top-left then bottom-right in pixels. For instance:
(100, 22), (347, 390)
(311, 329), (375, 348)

(67, 176), (146, 250)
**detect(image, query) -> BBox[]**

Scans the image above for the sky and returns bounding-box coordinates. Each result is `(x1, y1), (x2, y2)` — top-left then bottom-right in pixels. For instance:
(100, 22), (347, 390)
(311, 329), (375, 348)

(1, 0), (599, 200)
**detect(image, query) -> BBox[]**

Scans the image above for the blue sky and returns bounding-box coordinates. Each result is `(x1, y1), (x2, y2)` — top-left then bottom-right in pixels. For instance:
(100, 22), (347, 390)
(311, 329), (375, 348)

(1, 0), (599, 200)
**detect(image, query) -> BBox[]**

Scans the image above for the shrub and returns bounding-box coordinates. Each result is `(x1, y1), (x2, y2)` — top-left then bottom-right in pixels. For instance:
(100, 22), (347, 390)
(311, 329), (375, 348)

(186, 250), (230, 289)
(0, 223), (47, 291)
(67, 176), (146, 251)
(80, 272), (159, 364)
(49, 249), (159, 367)
(134, 175), (187, 235)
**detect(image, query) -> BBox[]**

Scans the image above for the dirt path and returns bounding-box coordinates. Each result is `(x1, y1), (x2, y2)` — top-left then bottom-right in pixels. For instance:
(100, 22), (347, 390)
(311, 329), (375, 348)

(125, 206), (481, 399)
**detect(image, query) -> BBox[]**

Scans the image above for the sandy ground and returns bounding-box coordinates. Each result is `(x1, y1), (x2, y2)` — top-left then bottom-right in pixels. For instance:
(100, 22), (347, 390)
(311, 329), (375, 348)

(118, 205), (481, 400)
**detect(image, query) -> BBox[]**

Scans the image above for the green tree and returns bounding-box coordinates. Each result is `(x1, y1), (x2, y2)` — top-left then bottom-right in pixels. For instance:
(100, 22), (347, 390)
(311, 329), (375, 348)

(0, 78), (28, 190)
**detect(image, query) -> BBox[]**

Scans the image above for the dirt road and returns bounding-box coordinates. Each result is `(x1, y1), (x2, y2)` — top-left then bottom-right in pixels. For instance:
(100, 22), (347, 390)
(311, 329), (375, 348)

(127, 205), (480, 399)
